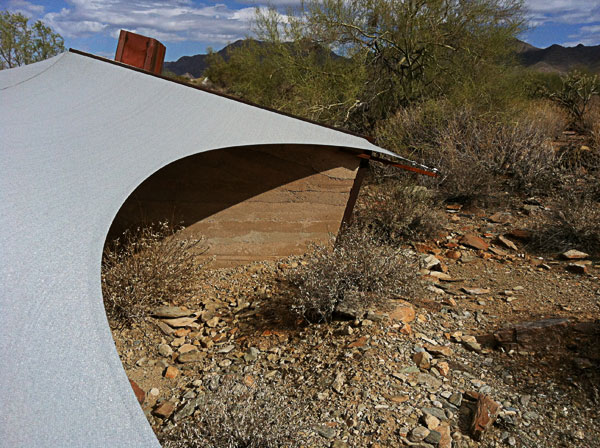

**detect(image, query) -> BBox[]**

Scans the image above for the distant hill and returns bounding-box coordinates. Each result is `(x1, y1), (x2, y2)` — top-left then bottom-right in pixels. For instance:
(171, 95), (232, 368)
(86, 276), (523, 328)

(164, 38), (600, 78)
(163, 40), (250, 78)
(516, 40), (600, 74)
(163, 39), (342, 78)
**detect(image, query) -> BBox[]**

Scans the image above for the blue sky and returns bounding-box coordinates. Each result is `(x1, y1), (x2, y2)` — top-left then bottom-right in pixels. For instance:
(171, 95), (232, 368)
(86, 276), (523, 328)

(4, 0), (600, 61)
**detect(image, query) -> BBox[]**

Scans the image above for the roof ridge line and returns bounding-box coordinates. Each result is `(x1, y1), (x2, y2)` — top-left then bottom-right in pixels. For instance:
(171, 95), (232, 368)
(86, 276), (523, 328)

(68, 48), (375, 144)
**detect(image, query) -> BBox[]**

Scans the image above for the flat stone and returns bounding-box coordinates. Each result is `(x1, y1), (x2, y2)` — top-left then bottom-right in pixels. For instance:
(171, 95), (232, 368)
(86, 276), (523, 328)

(425, 430), (442, 444)
(486, 318), (570, 351)
(218, 359), (232, 368)
(244, 347), (260, 362)
(561, 249), (589, 260)
(171, 337), (185, 347)
(437, 423), (452, 448)
(417, 373), (442, 389)
(436, 361), (450, 377)
(445, 250), (462, 260)
(489, 246), (507, 257)
(470, 393), (500, 441)
(177, 350), (205, 363)
(422, 254), (442, 271)
(462, 287), (491, 295)
(153, 401), (175, 419)
(422, 407), (447, 422)
(164, 366), (179, 379)
(155, 321), (175, 335)
(173, 398), (200, 422)
(153, 306), (193, 318)
(449, 392), (462, 407)
(173, 328), (190, 337)
(347, 336), (368, 348)
(161, 316), (201, 329)
(462, 335), (482, 353)
(205, 316), (220, 328)
(409, 426), (430, 442)
(422, 413), (440, 430)
(424, 344), (453, 358)
(334, 301), (363, 320)
(496, 235), (518, 251)
(178, 344), (196, 354)
(217, 344), (235, 354)
(413, 351), (432, 369)
(389, 301), (415, 323)
(489, 212), (512, 224)
(158, 344), (173, 357)
(428, 271), (453, 281)
(316, 426), (337, 439)
(460, 234), (489, 251)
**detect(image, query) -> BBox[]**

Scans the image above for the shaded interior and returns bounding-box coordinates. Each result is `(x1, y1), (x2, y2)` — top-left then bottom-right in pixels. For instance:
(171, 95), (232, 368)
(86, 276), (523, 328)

(107, 144), (361, 267)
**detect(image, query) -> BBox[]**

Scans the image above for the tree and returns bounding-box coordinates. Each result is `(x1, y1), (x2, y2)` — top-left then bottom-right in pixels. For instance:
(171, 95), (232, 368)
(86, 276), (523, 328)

(206, 0), (526, 130)
(0, 10), (65, 70)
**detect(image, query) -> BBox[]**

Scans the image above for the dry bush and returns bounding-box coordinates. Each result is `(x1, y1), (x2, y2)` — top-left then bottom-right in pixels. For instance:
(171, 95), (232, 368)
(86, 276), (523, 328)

(354, 176), (444, 243)
(484, 118), (560, 192)
(585, 96), (600, 149)
(285, 226), (415, 323)
(376, 101), (561, 201)
(530, 187), (600, 256)
(162, 377), (315, 448)
(101, 222), (209, 327)
(520, 99), (568, 140)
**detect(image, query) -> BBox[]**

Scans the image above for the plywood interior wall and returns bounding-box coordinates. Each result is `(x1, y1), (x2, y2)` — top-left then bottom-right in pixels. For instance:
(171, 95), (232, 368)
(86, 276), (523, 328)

(108, 144), (360, 267)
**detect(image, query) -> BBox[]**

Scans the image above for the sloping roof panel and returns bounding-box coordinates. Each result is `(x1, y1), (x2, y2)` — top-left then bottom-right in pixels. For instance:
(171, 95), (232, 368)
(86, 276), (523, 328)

(0, 52), (403, 447)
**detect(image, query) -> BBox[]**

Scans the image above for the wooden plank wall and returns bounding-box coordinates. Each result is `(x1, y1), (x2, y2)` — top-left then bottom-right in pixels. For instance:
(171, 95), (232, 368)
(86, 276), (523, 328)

(108, 144), (360, 267)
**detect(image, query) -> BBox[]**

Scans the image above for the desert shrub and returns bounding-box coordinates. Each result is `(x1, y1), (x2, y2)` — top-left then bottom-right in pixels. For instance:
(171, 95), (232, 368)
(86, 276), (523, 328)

(376, 100), (561, 201)
(101, 222), (209, 327)
(538, 70), (600, 131)
(286, 226), (414, 323)
(353, 177), (444, 243)
(530, 187), (600, 256)
(585, 96), (600, 149)
(162, 377), (315, 448)
(520, 99), (568, 140)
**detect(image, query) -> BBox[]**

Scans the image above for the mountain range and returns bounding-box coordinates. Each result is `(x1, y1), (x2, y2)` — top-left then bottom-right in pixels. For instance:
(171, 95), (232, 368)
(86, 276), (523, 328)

(516, 41), (600, 73)
(164, 39), (600, 78)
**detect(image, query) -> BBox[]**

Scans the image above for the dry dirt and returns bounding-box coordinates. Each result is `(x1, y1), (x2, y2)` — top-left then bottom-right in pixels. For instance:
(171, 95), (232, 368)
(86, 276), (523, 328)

(111, 195), (600, 448)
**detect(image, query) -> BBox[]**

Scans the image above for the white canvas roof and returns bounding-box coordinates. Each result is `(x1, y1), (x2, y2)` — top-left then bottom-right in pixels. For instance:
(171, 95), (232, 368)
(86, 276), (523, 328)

(0, 51), (415, 447)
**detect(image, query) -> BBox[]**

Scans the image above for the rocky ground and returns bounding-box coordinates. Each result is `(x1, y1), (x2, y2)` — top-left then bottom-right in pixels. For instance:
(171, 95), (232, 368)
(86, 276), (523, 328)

(112, 197), (600, 448)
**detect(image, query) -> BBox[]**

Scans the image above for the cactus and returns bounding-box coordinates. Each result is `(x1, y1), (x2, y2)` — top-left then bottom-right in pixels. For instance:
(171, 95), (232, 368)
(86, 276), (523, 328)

(540, 71), (600, 131)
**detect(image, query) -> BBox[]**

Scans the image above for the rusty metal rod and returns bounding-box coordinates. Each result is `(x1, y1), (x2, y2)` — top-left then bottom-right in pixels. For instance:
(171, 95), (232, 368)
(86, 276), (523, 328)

(357, 153), (439, 177)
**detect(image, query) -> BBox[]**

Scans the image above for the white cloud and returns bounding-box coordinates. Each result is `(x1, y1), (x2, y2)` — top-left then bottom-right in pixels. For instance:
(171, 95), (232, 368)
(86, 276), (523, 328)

(563, 23), (600, 47)
(40, 0), (260, 43)
(525, 0), (600, 45)
(234, 0), (302, 6)
(525, 0), (600, 25)
(6, 0), (46, 17)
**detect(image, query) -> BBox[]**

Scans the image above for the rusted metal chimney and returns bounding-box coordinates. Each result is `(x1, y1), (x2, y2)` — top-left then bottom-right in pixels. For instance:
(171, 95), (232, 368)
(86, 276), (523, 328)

(114, 30), (166, 74)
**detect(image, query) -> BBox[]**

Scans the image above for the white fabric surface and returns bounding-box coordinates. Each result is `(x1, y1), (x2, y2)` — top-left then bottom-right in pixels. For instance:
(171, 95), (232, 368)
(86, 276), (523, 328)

(0, 51), (401, 447)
